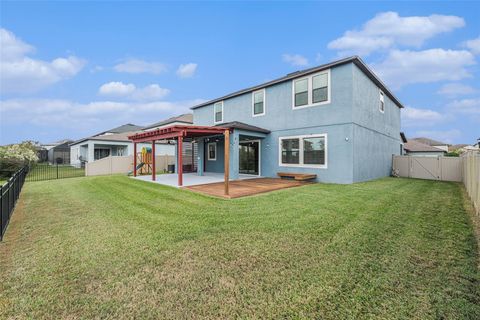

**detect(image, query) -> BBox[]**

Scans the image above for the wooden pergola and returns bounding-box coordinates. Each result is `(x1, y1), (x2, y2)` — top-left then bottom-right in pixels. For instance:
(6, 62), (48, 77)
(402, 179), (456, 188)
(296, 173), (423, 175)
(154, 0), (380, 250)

(128, 125), (231, 195)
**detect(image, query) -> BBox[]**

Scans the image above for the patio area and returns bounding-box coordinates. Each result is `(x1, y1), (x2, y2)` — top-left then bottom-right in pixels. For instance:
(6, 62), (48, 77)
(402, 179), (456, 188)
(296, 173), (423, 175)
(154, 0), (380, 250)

(133, 172), (259, 188)
(133, 173), (310, 198)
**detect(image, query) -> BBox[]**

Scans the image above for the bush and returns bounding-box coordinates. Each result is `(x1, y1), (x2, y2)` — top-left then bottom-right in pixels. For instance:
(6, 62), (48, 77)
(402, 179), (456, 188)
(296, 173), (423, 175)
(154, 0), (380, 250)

(445, 151), (460, 157)
(0, 141), (39, 174)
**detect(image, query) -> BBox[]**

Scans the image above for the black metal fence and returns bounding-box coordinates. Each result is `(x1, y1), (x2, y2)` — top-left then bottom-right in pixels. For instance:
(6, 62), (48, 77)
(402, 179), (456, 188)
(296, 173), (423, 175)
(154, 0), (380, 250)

(26, 163), (85, 182)
(1, 166), (28, 241)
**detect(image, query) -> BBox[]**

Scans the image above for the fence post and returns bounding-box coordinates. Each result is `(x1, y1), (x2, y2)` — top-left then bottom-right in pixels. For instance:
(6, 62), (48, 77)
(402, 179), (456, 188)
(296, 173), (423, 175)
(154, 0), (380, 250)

(56, 163), (59, 179)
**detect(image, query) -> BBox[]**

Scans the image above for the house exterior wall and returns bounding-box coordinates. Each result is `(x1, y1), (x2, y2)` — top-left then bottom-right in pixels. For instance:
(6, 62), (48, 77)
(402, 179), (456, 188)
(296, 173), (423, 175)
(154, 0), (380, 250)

(351, 64), (402, 182)
(70, 141), (175, 165)
(193, 61), (401, 184)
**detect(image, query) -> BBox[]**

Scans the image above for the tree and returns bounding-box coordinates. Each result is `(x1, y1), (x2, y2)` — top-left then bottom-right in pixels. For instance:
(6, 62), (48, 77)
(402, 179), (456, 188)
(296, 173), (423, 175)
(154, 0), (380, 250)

(0, 141), (39, 172)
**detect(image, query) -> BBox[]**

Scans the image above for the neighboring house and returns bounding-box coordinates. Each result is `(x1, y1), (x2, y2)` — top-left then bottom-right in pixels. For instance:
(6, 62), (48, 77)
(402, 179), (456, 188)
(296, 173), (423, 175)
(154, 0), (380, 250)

(143, 114), (193, 131)
(187, 56), (404, 183)
(412, 137), (449, 152)
(449, 144), (469, 152)
(403, 140), (446, 157)
(39, 139), (73, 164)
(69, 119), (190, 166)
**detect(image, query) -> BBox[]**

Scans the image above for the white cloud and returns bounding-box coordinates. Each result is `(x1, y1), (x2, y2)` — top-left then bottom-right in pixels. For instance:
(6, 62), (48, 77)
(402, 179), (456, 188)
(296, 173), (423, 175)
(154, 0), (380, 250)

(0, 98), (204, 135)
(113, 58), (167, 74)
(372, 49), (476, 89)
(282, 54), (309, 67)
(462, 36), (480, 55)
(99, 82), (136, 96)
(437, 83), (476, 97)
(98, 81), (170, 101)
(176, 63), (197, 78)
(328, 12), (465, 56)
(0, 28), (86, 94)
(414, 129), (461, 144)
(447, 98), (480, 115)
(402, 106), (447, 127)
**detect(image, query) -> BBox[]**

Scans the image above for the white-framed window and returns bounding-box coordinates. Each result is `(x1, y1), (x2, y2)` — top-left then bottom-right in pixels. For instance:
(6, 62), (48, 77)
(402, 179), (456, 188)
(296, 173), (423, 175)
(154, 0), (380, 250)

(279, 134), (327, 168)
(207, 142), (217, 161)
(379, 90), (385, 113)
(292, 70), (330, 109)
(252, 89), (266, 117)
(214, 101), (223, 124)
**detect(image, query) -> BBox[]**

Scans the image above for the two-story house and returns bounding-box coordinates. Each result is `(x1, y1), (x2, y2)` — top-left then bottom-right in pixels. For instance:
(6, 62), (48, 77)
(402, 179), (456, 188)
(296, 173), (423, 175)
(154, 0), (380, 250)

(188, 56), (403, 184)
(129, 56), (404, 185)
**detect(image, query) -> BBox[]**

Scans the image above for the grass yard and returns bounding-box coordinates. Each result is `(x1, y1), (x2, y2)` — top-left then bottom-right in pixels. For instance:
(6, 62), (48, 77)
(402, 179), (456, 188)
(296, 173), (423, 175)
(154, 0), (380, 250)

(0, 176), (479, 319)
(26, 163), (85, 182)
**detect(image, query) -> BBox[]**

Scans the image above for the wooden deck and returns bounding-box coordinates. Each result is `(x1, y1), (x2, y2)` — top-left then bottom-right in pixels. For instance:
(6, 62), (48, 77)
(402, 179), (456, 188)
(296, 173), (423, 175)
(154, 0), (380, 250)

(184, 177), (310, 199)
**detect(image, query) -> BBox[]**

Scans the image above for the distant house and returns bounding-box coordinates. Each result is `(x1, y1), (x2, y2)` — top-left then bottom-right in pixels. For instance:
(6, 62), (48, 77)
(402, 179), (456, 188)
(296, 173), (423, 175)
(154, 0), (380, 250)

(38, 139), (73, 164)
(412, 137), (449, 152)
(142, 114), (193, 131)
(449, 144), (469, 152)
(404, 140), (446, 157)
(69, 117), (193, 166)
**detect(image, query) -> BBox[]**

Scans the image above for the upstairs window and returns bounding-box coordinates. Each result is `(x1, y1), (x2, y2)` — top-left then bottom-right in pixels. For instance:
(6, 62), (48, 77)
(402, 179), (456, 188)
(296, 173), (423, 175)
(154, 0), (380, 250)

(294, 78), (308, 107)
(252, 89), (265, 116)
(214, 101), (223, 123)
(379, 90), (385, 113)
(292, 70), (330, 109)
(312, 73), (328, 104)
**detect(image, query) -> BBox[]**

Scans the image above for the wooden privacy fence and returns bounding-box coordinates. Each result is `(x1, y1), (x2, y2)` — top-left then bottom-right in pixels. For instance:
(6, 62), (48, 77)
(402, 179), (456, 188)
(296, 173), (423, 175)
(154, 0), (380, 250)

(393, 153), (480, 214)
(462, 152), (480, 215)
(86, 155), (175, 176)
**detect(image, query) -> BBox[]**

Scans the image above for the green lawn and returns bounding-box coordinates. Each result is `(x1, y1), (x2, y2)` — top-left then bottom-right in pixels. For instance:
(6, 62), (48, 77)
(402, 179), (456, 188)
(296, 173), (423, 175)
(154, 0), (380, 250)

(26, 163), (85, 182)
(0, 176), (479, 319)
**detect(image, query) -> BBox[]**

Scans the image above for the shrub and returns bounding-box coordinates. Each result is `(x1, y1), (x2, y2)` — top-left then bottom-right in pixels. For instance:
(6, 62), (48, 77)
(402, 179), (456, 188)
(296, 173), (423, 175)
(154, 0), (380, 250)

(0, 141), (39, 174)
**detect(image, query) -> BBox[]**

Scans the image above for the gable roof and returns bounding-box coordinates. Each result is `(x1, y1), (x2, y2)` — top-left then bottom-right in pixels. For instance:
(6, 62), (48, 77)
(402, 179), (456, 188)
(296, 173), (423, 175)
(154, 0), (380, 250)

(191, 56), (404, 110)
(404, 140), (446, 153)
(142, 114), (193, 130)
(69, 131), (139, 146)
(412, 137), (448, 146)
(96, 123), (143, 136)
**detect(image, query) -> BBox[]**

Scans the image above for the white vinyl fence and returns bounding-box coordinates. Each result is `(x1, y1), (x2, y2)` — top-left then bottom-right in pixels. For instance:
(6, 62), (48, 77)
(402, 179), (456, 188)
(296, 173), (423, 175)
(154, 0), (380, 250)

(392, 155), (463, 182)
(85, 155), (175, 177)
(393, 152), (480, 214)
(462, 152), (480, 215)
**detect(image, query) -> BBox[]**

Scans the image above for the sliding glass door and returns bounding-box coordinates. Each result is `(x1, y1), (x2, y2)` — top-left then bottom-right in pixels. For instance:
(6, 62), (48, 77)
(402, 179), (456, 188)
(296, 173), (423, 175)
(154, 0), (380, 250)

(239, 141), (259, 175)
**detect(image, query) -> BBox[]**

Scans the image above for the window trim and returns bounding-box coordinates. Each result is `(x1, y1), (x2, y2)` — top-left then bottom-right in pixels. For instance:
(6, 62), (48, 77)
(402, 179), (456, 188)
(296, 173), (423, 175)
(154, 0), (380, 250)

(278, 133), (328, 168)
(292, 70), (331, 110)
(213, 101), (224, 124)
(207, 142), (217, 161)
(251, 89), (266, 117)
(379, 90), (385, 113)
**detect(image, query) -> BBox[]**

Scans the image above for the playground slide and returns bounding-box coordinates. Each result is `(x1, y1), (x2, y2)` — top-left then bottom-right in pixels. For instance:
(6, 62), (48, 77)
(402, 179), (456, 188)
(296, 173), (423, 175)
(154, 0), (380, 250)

(127, 162), (145, 176)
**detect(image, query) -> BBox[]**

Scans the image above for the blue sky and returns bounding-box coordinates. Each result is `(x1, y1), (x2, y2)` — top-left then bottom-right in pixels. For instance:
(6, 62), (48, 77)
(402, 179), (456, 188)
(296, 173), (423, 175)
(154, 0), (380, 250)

(1, 1), (479, 145)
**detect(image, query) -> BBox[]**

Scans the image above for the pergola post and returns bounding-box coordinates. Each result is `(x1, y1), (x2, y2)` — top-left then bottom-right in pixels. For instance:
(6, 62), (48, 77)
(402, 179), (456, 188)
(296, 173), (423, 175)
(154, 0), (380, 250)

(224, 129), (230, 196)
(178, 135), (183, 186)
(133, 142), (137, 177)
(152, 140), (156, 181)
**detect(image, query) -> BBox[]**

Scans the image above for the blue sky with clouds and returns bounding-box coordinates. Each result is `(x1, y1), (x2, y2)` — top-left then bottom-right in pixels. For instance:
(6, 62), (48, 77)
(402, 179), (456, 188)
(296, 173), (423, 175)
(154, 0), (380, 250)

(1, 1), (479, 145)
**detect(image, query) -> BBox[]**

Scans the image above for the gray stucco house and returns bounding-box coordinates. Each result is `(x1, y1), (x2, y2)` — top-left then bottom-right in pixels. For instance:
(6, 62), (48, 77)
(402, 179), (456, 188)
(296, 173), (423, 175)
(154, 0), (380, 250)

(189, 56), (404, 184)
